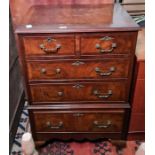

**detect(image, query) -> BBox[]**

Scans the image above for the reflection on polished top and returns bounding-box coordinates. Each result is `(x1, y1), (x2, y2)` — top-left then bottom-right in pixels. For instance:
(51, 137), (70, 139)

(14, 4), (139, 33)
(23, 4), (113, 25)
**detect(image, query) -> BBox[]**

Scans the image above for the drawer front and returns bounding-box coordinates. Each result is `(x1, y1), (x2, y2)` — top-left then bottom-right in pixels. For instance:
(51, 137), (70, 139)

(27, 59), (130, 81)
(30, 82), (127, 102)
(23, 35), (75, 56)
(80, 32), (135, 55)
(32, 110), (124, 132)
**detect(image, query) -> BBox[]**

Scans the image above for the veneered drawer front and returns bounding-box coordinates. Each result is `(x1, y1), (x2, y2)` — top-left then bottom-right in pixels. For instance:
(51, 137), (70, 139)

(32, 110), (124, 132)
(77, 111), (124, 132)
(30, 82), (127, 103)
(23, 35), (75, 56)
(27, 59), (130, 81)
(80, 32), (136, 55)
(33, 112), (75, 132)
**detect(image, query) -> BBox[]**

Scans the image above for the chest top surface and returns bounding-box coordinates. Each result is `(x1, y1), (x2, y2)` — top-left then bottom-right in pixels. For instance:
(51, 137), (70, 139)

(13, 3), (139, 33)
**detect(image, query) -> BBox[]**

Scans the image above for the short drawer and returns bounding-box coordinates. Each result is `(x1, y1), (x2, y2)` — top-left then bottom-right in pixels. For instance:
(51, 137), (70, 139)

(31, 110), (125, 132)
(30, 81), (127, 103)
(23, 35), (75, 56)
(80, 32), (136, 55)
(27, 58), (130, 81)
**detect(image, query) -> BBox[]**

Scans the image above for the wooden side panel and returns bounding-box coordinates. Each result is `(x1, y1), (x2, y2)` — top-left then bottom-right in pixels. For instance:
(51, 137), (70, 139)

(129, 113), (145, 131)
(137, 61), (145, 79)
(128, 61), (145, 140)
(128, 29), (145, 140)
(131, 79), (145, 113)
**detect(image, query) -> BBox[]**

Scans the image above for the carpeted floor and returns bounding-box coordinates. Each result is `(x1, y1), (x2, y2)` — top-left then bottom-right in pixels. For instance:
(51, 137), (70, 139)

(11, 102), (30, 155)
(38, 141), (141, 155)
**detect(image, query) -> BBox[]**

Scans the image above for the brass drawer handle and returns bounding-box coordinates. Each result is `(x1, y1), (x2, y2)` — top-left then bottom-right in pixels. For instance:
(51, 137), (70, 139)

(73, 113), (84, 117)
(94, 120), (112, 128)
(95, 67), (115, 76)
(57, 91), (64, 97)
(39, 38), (61, 54)
(46, 121), (63, 129)
(72, 61), (85, 66)
(40, 68), (61, 75)
(96, 36), (117, 53)
(73, 84), (85, 89)
(93, 89), (112, 99)
(40, 68), (46, 74)
(55, 68), (61, 74)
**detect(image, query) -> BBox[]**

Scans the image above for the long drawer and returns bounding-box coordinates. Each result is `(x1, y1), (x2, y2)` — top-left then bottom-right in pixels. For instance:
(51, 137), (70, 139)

(27, 58), (130, 81)
(31, 109), (125, 133)
(30, 81), (127, 103)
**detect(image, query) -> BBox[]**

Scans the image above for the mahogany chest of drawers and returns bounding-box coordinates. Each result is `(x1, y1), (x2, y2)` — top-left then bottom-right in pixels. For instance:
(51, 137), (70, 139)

(12, 3), (139, 144)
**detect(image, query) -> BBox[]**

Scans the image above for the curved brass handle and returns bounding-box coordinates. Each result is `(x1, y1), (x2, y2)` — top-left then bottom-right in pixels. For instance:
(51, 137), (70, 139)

(40, 68), (46, 74)
(95, 67), (115, 76)
(55, 68), (61, 74)
(46, 121), (63, 129)
(96, 36), (117, 53)
(39, 38), (61, 54)
(94, 120), (112, 128)
(96, 43), (116, 53)
(93, 89), (112, 99)
(57, 91), (64, 97)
